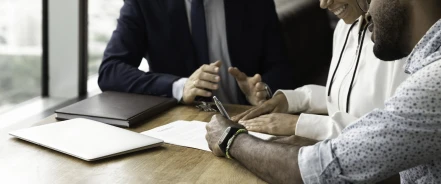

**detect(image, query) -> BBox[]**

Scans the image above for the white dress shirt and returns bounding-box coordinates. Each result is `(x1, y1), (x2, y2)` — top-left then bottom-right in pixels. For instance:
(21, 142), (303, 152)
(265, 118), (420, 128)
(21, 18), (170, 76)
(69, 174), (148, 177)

(276, 18), (409, 140)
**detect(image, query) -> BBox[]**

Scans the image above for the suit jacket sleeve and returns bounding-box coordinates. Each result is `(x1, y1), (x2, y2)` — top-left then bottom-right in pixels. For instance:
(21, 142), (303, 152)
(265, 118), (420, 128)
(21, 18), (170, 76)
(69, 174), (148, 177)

(98, 0), (181, 97)
(260, 0), (294, 91)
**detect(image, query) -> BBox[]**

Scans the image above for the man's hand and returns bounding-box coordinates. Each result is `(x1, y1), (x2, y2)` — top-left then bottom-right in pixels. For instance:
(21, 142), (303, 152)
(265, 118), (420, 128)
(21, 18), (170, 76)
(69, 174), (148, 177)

(238, 113), (299, 136)
(231, 93), (289, 122)
(207, 116), (305, 184)
(228, 67), (267, 106)
(182, 61), (222, 104)
(205, 114), (245, 157)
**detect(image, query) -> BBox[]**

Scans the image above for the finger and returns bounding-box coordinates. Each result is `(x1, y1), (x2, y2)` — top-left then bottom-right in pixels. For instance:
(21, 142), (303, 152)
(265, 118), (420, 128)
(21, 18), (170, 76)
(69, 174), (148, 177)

(240, 115), (271, 125)
(206, 115), (218, 129)
(191, 88), (212, 98)
(239, 119), (264, 127)
(201, 64), (220, 74)
(256, 114), (274, 119)
(245, 125), (268, 134)
(230, 115), (242, 123)
(258, 100), (266, 105)
(210, 114), (217, 122)
(194, 79), (219, 90)
(249, 74), (262, 86)
(231, 109), (254, 122)
(255, 91), (267, 99)
(199, 72), (220, 83)
(240, 106), (271, 121)
(214, 114), (232, 127)
(211, 60), (222, 67)
(232, 106), (259, 122)
(228, 67), (247, 81)
(254, 82), (266, 91)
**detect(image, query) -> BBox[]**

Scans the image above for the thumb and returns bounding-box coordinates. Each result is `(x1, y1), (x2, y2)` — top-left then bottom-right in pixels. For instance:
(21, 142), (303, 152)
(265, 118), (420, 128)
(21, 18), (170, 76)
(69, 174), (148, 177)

(250, 74), (262, 85)
(229, 67), (247, 81)
(211, 60), (222, 67)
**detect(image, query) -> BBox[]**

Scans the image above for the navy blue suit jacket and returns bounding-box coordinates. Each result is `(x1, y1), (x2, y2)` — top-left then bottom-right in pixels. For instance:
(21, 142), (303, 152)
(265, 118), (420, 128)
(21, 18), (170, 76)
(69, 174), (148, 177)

(98, 0), (294, 104)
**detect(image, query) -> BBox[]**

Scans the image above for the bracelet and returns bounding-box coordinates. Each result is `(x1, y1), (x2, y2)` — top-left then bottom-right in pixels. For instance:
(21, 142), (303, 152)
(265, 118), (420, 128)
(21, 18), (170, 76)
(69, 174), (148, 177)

(264, 84), (273, 100)
(225, 129), (248, 159)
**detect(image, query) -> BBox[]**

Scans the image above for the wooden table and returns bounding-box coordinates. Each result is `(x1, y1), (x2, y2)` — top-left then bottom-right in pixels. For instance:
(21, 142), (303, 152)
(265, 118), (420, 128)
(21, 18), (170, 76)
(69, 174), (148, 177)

(0, 105), (266, 184)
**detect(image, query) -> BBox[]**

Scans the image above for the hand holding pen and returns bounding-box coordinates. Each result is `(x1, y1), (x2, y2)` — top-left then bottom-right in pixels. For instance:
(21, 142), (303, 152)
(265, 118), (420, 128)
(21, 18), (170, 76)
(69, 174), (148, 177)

(213, 96), (231, 120)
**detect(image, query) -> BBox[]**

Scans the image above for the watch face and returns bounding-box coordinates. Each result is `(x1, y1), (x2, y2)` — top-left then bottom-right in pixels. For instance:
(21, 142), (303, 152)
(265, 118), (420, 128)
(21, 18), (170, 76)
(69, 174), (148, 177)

(217, 127), (231, 145)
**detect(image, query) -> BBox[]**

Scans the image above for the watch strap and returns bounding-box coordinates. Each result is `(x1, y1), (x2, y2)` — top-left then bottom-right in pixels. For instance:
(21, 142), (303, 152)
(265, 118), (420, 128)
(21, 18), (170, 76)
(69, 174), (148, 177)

(218, 127), (241, 154)
(226, 129), (248, 159)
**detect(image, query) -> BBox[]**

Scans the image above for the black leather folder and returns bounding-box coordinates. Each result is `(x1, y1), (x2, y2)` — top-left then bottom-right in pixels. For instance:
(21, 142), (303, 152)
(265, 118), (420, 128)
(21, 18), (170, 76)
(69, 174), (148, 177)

(55, 92), (177, 127)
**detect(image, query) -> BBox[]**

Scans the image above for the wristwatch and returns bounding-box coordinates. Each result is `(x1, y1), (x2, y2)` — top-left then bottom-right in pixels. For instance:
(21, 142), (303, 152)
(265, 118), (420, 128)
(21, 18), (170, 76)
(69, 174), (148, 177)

(217, 126), (242, 154)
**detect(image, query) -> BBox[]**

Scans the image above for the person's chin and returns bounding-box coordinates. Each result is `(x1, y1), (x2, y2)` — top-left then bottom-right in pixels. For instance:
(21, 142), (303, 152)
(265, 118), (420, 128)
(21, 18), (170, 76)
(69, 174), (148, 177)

(373, 43), (405, 61)
(342, 15), (359, 24)
(340, 10), (359, 24)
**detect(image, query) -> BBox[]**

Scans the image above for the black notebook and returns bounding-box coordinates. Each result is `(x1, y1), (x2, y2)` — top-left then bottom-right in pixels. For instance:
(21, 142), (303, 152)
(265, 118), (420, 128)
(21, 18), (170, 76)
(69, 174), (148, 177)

(55, 92), (177, 127)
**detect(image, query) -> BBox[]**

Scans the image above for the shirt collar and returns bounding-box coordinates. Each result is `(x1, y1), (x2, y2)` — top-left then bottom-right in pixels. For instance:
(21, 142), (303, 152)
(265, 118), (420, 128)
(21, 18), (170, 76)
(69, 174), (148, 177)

(405, 19), (441, 74)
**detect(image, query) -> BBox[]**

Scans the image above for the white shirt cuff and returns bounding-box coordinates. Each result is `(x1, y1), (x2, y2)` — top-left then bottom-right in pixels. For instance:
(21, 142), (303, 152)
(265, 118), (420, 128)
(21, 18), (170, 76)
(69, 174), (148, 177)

(295, 112), (359, 141)
(295, 113), (336, 141)
(274, 89), (308, 113)
(172, 78), (188, 101)
(274, 85), (327, 114)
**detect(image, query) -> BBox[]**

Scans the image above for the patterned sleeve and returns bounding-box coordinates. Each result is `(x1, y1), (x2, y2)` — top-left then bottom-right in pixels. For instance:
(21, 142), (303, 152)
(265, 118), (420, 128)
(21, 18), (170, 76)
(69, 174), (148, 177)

(298, 60), (441, 183)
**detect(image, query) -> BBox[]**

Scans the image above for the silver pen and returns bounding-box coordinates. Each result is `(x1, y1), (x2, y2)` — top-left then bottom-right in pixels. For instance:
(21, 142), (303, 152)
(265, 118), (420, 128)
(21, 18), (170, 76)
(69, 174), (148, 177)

(213, 96), (231, 120)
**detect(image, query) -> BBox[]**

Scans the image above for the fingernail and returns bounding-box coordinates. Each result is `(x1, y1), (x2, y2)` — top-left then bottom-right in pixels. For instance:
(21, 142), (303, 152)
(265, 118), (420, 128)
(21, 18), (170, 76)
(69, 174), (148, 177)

(207, 92), (212, 96)
(215, 67), (219, 72)
(214, 84), (218, 89)
(215, 76), (220, 81)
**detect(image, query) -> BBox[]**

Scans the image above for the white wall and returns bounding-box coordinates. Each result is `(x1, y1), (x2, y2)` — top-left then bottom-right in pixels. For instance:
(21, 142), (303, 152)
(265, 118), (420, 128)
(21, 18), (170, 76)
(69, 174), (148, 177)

(49, 0), (79, 98)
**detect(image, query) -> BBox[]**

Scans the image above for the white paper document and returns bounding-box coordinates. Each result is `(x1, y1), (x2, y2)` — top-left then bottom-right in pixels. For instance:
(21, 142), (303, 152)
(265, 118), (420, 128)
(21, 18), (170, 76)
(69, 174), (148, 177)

(141, 120), (274, 152)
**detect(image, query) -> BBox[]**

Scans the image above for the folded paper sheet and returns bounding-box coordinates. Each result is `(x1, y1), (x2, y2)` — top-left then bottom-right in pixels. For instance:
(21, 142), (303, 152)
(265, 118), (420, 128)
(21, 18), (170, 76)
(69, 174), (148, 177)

(141, 120), (274, 152)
